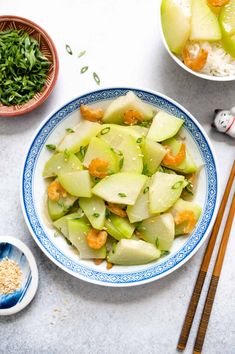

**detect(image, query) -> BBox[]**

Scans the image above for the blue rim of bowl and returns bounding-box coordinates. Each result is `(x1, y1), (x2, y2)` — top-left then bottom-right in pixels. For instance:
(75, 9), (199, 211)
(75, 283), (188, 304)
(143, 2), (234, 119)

(21, 87), (219, 287)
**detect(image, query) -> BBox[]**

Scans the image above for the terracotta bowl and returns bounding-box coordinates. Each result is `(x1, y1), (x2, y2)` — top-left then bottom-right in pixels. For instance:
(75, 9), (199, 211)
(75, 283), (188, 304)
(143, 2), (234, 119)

(0, 16), (59, 117)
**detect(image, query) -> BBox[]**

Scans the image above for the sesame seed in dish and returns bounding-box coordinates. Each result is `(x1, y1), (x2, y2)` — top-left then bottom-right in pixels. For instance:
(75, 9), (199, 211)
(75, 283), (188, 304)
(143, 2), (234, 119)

(0, 257), (22, 295)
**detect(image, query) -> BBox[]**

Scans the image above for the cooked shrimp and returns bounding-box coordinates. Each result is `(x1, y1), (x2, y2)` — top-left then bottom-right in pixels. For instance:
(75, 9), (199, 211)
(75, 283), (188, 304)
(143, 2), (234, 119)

(80, 104), (103, 122)
(106, 262), (113, 270)
(174, 210), (196, 234)
(107, 203), (127, 218)
(182, 47), (208, 72)
(163, 143), (186, 166)
(87, 229), (108, 250)
(94, 258), (103, 265)
(88, 158), (109, 178)
(47, 180), (67, 202)
(208, 0), (229, 6)
(123, 110), (144, 125)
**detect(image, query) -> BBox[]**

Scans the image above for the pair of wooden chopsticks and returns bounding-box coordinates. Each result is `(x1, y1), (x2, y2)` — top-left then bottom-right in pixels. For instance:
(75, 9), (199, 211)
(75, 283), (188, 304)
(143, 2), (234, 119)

(177, 160), (235, 354)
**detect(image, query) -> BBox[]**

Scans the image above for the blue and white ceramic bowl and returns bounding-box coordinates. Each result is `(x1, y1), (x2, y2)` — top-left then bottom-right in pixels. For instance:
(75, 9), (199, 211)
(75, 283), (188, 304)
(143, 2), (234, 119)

(0, 236), (38, 315)
(21, 88), (219, 287)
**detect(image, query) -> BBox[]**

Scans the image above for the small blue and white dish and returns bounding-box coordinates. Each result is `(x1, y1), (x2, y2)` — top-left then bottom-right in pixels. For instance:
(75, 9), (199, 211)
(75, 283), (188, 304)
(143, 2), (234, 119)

(21, 87), (219, 287)
(0, 236), (38, 315)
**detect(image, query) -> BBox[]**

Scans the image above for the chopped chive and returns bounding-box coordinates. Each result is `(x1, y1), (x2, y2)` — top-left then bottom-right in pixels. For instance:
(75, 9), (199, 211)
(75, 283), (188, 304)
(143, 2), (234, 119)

(93, 72), (100, 85)
(79, 146), (86, 158)
(118, 192), (127, 198)
(93, 213), (100, 218)
(78, 50), (86, 58)
(64, 149), (70, 159)
(119, 157), (124, 169)
(185, 182), (194, 195)
(172, 181), (184, 190)
(81, 66), (89, 74)
(66, 44), (73, 55)
(100, 127), (110, 135)
(66, 128), (74, 133)
(143, 187), (149, 194)
(136, 138), (142, 143)
(46, 144), (56, 151)
(161, 250), (170, 256)
(0, 30), (51, 106)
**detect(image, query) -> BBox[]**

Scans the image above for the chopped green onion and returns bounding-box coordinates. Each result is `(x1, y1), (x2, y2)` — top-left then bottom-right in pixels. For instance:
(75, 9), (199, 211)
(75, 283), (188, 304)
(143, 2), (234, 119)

(100, 127), (110, 135)
(172, 181), (184, 190)
(118, 192), (127, 198)
(136, 138), (142, 143)
(81, 66), (89, 74)
(64, 149), (70, 159)
(185, 182), (194, 195)
(78, 50), (86, 58)
(79, 146), (86, 159)
(143, 187), (149, 194)
(46, 144), (56, 151)
(66, 44), (73, 55)
(93, 213), (100, 218)
(161, 250), (170, 256)
(66, 128), (74, 133)
(119, 157), (124, 169)
(93, 72), (100, 85)
(0, 30), (51, 106)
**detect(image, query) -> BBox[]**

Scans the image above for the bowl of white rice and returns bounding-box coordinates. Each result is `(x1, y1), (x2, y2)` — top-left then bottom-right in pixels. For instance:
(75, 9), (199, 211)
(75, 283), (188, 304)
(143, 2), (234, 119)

(159, 0), (235, 81)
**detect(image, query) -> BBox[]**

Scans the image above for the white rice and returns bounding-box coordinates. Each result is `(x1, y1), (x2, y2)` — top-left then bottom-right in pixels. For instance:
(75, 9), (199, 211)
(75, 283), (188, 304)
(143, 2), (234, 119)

(173, 0), (235, 77)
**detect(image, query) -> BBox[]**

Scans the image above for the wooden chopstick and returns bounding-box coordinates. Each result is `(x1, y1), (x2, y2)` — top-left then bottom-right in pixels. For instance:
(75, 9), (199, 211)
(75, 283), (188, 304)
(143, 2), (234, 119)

(177, 160), (235, 351)
(193, 191), (235, 354)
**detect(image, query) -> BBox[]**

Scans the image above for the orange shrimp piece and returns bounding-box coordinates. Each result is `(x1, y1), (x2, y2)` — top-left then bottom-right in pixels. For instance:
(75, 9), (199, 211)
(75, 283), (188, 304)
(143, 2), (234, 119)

(94, 258), (103, 265)
(106, 262), (113, 270)
(107, 203), (127, 218)
(163, 143), (186, 166)
(88, 158), (109, 178)
(80, 104), (103, 122)
(47, 180), (67, 202)
(123, 110), (144, 125)
(208, 0), (229, 6)
(174, 210), (196, 234)
(87, 229), (108, 250)
(182, 47), (208, 72)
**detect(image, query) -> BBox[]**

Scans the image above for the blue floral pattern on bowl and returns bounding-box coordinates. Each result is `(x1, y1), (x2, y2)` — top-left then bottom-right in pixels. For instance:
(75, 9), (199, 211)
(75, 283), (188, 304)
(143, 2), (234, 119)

(21, 88), (218, 286)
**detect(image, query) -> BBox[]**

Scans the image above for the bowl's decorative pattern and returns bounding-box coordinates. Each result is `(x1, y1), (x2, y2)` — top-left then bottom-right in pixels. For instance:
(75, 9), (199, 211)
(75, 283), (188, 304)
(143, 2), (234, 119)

(0, 16), (59, 116)
(22, 88), (218, 285)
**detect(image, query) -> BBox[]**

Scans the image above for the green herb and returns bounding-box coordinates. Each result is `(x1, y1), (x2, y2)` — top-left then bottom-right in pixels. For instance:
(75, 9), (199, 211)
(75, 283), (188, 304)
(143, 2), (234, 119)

(78, 50), (86, 58)
(0, 29), (51, 106)
(172, 181), (184, 190)
(142, 165), (151, 177)
(66, 128), (74, 133)
(65, 238), (72, 246)
(140, 121), (150, 128)
(161, 250), (170, 256)
(64, 149), (70, 159)
(93, 72), (100, 85)
(136, 138), (142, 144)
(66, 44), (73, 55)
(78, 146), (86, 160)
(46, 144), (56, 151)
(100, 127), (110, 135)
(93, 213), (100, 218)
(57, 201), (70, 213)
(143, 186), (149, 194)
(81, 66), (89, 74)
(185, 181), (194, 195)
(118, 192), (127, 198)
(119, 157), (124, 169)
(105, 208), (111, 218)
